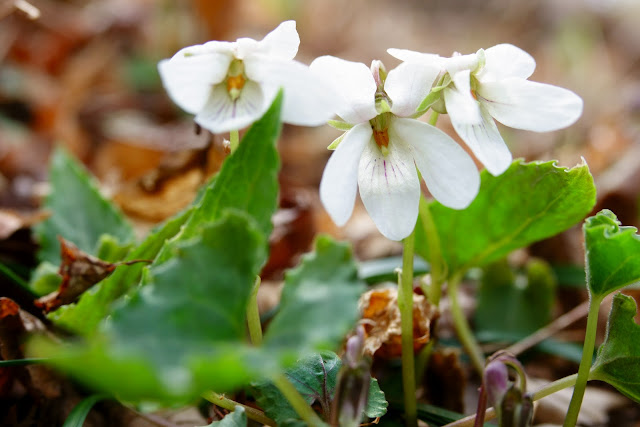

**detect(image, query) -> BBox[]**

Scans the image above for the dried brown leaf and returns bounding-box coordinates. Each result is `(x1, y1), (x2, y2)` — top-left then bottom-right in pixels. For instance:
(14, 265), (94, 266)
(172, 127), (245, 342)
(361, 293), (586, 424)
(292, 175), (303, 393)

(34, 237), (147, 313)
(359, 287), (437, 359)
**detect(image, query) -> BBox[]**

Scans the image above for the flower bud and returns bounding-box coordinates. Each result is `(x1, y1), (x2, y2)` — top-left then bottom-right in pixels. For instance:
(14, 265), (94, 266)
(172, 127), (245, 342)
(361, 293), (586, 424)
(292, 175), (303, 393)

(484, 359), (509, 407)
(370, 60), (387, 90)
(331, 327), (371, 427)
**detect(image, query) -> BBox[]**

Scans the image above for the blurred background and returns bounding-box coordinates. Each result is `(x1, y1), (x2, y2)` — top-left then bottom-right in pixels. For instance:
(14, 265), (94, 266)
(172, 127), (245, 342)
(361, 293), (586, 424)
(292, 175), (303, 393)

(2, 1), (640, 425)
(1, 0), (640, 268)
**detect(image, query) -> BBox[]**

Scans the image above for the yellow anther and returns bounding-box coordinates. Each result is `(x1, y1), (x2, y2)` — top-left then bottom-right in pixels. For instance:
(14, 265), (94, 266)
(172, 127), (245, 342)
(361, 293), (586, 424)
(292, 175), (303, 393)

(373, 128), (389, 149)
(227, 75), (246, 93)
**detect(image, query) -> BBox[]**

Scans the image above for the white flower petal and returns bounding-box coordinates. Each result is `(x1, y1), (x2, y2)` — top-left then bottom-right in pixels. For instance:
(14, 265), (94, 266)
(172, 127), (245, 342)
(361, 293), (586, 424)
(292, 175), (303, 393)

(310, 56), (377, 124)
(478, 44), (535, 82)
(256, 20), (299, 60)
(387, 48), (444, 68)
(357, 136), (420, 241)
(320, 124), (372, 226)
(244, 57), (339, 126)
(235, 38), (260, 59)
(444, 52), (480, 76)
(448, 102), (512, 176)
(194, 80), (270, 133)
(478, 78), (583, 132)
(158, 52), (232, 114)
(199, 41), (235, 56)
(443, 70), (482, 124)
(386, 62), (440, 117)
(393, 118), (480, 209)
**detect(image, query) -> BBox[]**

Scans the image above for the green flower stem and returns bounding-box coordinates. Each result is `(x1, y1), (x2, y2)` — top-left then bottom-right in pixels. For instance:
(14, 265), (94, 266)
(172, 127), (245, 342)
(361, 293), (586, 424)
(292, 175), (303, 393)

(418, 196), (445, 306)
(533, 373), (579, 401)
(229, 129), (240, 153)
(444, 373), (579, 427)
(202, 391), (276, 426)
(564, 296), (602, 427)
(246, 276), (263, 346)
(428, 111), (440, 126)
(448, 274), (485, 376)
(398, 228), (418, 427)
(272, 374), (325, 426)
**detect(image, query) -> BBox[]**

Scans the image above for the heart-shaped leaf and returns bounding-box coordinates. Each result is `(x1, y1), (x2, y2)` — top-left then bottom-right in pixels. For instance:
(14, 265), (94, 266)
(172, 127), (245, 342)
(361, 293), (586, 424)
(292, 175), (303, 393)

(590, 293), (640, 402)
(415, 159), (595, 278)
(35, 148), (135, 265)
(264, 236), (365, 356)
(584, 210), (640, 298)
(48, 92), (284, 335)
(32, 210), (267, 401)
(155, 91), (283, 264)
(48, 207), (191, 335)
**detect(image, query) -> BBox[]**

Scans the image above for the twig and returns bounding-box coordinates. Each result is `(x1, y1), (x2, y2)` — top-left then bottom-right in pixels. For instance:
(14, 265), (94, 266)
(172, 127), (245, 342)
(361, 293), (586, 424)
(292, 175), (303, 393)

(14, 0), (40, 18)
(203, 391), (277, 426)
(505, 300), (590, 356)
(443, 407), (496, 427)
(0, 0), (40, 20)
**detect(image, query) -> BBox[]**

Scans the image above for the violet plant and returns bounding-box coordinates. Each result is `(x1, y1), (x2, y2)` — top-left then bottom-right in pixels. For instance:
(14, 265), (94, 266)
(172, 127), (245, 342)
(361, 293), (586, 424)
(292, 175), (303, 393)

(12, 19), (640, 427)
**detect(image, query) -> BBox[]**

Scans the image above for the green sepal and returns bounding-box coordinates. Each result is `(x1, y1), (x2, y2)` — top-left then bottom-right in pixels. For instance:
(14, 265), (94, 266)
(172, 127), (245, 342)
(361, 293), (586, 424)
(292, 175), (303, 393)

(328, 120), (354, 131)
(328, 133), (346, 150)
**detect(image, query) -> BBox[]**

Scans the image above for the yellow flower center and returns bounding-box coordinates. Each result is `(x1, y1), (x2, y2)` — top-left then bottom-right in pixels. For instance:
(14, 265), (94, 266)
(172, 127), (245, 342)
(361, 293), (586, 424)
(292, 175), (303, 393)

(370, 112), (392, 156)
(373, 129), (389, 149)
(227, 74), (246, 93)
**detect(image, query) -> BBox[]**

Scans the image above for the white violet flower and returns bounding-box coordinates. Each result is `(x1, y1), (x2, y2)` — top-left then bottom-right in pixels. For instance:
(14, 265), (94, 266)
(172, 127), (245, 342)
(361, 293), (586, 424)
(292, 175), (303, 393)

(388, 44), (584, 175)
(310, 56), (480, 241)
(158, 21), (337, 133)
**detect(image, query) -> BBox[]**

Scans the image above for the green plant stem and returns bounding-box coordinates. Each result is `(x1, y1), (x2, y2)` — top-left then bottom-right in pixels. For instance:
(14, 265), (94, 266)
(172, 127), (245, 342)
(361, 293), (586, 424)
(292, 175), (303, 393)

(533, 373), (579, 401)
(229, 130), (240, 152)
(444, 373), (579, 427)
(564, 296), (602, 427)
(428, 111), (440, 126)
(418, 196), (445, 306)
(448, 274), (485, 376)
(203, 391), (276, 426)
(246, 276), (263, 346)
(398, 228), (418, 427)
(0, 262), (31, 291)
(272, 374), (325, 426)
(0, 358), (48, 367)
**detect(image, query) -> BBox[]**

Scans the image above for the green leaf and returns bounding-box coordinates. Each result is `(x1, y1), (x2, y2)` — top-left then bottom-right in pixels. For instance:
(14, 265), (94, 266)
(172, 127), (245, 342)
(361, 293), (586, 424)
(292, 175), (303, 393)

(202, 406), (247, 427)
(47, 93), (282, 335)
(63, 394), (109, 427)
(264, 236), (365, 356)
(32, 211), (268, 401)
(253, 352), (387, 425)
(48, 207), (192, 335)
(35, 148), (135, 265)
(358, 256), (429, 285)
(590, 293), (640, 402)
(165, 91), (283, 253)
(584, 210), (640, 298)
(415, 159), (596, 278)
(28, 262), (61, 296)
(475, 258), (556, 338)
